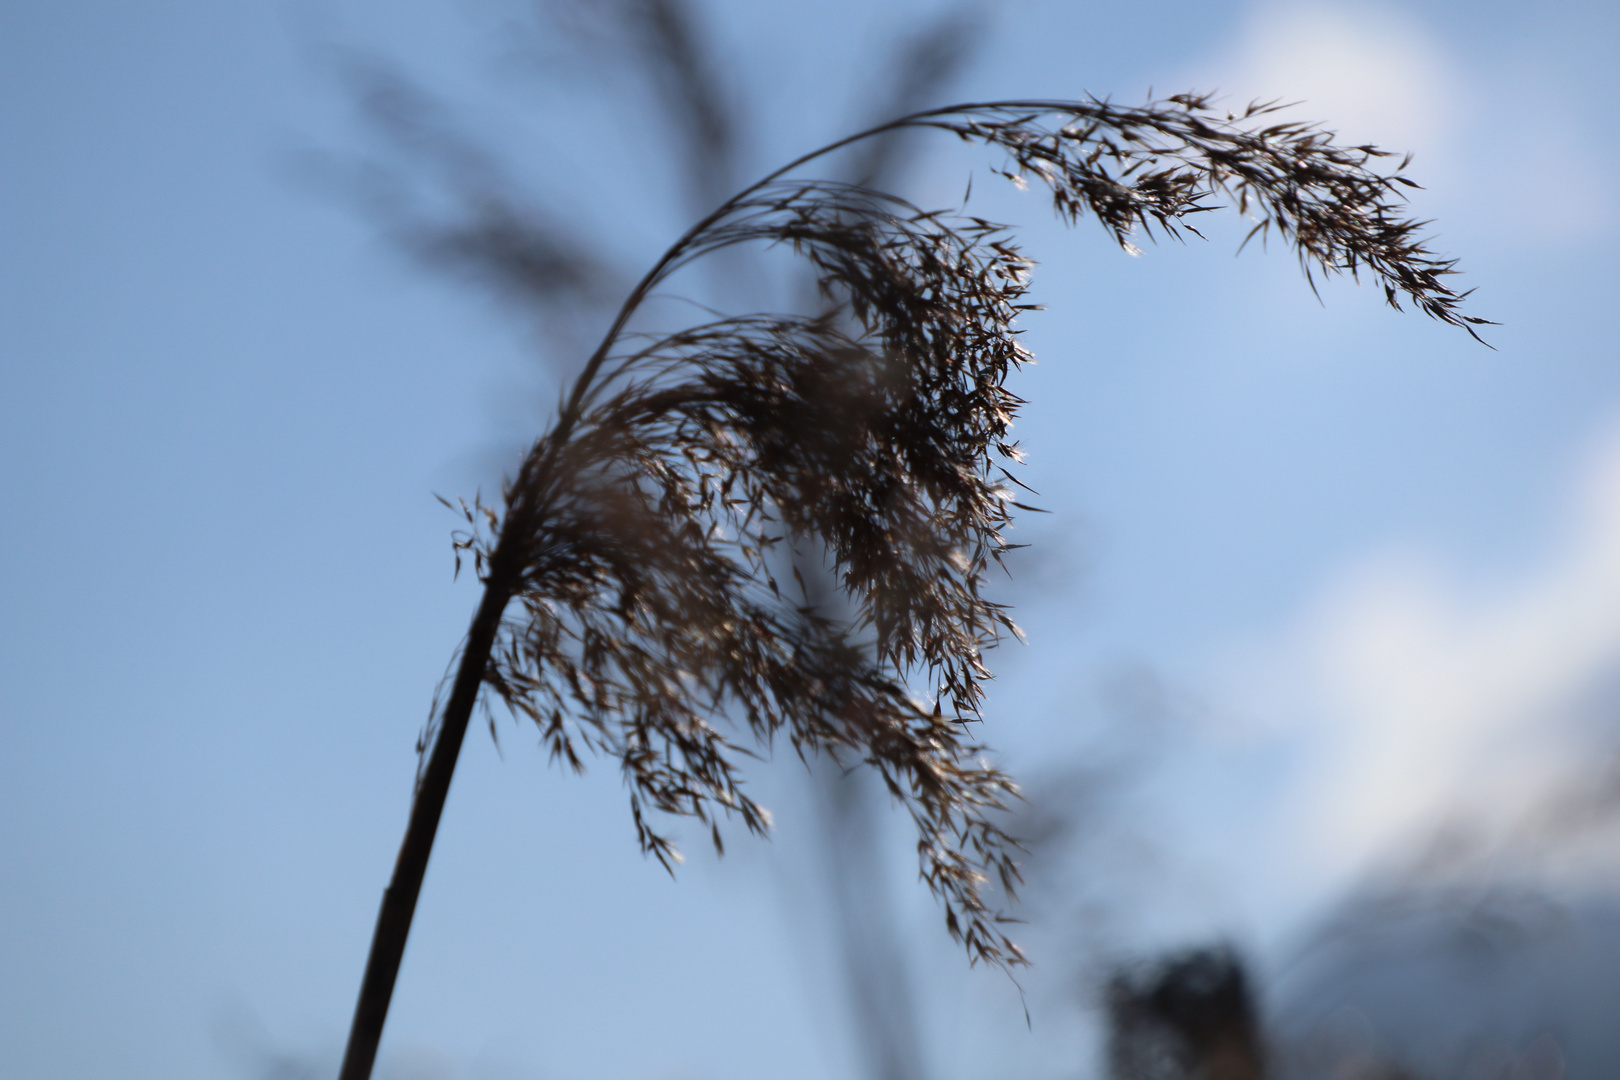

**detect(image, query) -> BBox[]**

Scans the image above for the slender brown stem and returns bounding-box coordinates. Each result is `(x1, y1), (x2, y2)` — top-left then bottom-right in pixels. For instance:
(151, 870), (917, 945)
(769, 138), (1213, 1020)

(329, 110), (937, 1080)
(337, 571), (515, 1080)
(331, 108), (976, 1080)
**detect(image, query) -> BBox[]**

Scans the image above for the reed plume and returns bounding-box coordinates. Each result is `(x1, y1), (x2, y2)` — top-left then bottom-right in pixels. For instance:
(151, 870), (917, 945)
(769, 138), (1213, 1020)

(338, 92), (1488, 1080)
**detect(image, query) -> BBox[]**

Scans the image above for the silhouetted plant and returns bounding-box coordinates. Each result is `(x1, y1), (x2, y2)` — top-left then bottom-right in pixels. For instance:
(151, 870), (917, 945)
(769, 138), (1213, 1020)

(338, 93), (1487, 1080)
(1107, 946), (1264, 1080)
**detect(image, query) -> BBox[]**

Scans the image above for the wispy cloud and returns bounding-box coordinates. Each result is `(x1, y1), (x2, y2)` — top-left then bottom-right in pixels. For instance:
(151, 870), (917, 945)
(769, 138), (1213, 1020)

(1185, 2), (1459, 157)
(1233, 421), (1620, 899)
(1180, 1), (1615, 245)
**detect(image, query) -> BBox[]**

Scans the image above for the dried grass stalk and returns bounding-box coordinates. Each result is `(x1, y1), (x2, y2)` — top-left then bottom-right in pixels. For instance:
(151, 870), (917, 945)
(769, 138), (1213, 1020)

(340, 93), (1486, 1080)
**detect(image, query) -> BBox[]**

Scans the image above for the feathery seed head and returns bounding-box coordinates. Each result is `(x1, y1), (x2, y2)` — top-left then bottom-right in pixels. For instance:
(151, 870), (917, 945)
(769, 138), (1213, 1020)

(433, 94), (1485, 971)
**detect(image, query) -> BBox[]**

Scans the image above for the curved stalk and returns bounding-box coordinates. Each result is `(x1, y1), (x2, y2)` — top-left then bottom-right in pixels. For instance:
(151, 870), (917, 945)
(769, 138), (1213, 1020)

(336, 568), (514, 1080)
(332, 110), (934, 1080)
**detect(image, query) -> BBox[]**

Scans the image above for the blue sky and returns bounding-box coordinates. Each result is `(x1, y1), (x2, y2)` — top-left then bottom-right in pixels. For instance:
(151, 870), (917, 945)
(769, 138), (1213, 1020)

(4, 2), (1619, 1079)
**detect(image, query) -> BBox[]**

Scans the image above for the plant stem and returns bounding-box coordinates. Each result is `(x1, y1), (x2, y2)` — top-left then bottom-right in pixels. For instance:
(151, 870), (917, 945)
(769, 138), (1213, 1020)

(337, 572), (515, 1080)
(333, 114), (966, 1080)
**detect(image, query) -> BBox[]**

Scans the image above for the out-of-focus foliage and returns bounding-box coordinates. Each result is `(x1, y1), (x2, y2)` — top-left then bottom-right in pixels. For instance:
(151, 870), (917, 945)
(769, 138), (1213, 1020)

(1107, 946), (1263, 1080)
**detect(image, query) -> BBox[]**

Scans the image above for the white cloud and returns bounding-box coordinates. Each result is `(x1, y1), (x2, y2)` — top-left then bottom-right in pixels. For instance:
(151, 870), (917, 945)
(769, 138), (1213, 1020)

(1187, 2), (1460, 156)
(1179, 2), (1616, 244)
(1243, 422), (1620, 894)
